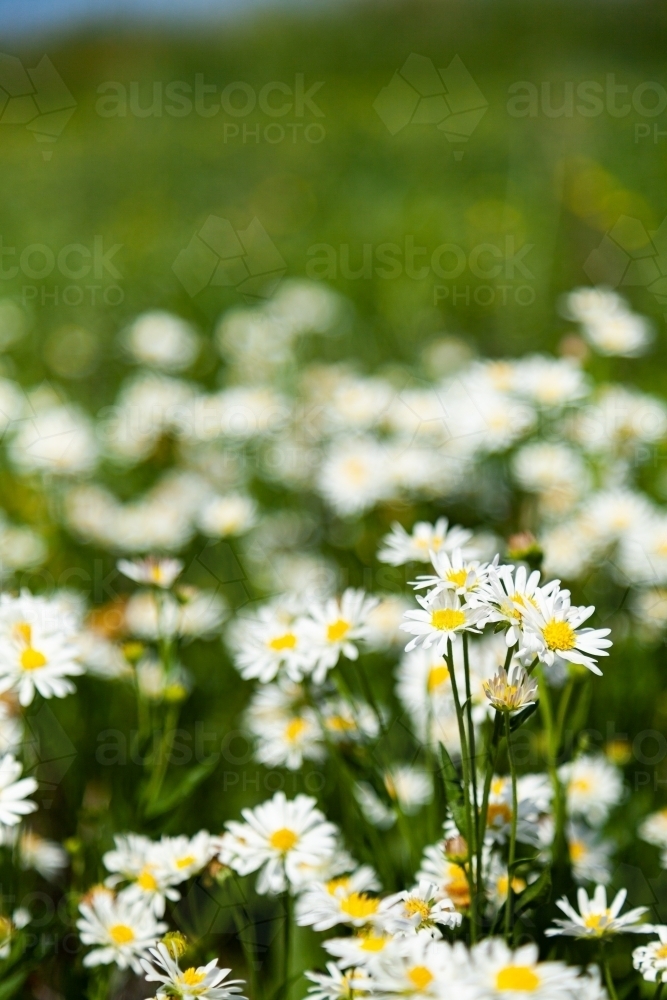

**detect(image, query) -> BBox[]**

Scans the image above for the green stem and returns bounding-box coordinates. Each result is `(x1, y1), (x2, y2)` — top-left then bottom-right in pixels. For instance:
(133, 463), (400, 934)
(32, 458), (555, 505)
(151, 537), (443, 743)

(446, 638), (477, 942)
(282, 891), (292, 1000)
(504, 711), (518, 941)
(602, 946), (619, 1000)
(462, 633), (479, 847)
(477, 711), (503, 905)
(143, 703), (179, 808)
(536, 667), (567, 873)
(554, 677), (575, 760)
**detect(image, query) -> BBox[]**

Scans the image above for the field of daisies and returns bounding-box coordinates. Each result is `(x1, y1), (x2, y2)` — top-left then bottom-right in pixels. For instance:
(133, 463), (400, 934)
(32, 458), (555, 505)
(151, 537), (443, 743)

(0, 273), (665, 1000)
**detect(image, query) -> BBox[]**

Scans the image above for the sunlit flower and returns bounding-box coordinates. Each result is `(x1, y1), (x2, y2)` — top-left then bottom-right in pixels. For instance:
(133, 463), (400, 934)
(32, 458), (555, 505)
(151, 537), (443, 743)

(411, 547), (487, 599)
(378, 519), (474, 566)
(546, 885), (651, 938)
(559, 755), (623, 826)
(77, 891), (166, 972)
(401, 591), (486, 656)
(378, 880), (461, 935)
(483, 665), (537, 713)
(219, 792), (339, 895)
(0, 754), (37, 827)
(301, 589), (379, 683)
(633, 925), (667, 983)
(465, 937), (581, 998)
(140, 941), (246, 999)
(296, 866), (381, 931)
(117, 556), (183, 588)
(519, 590), (612, 675)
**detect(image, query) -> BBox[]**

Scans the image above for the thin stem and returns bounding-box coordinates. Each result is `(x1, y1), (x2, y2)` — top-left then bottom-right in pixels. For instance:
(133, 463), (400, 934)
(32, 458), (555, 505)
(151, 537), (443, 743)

(446, 638), (477, 942)
(282, 891), (292, 1000)
(504, 711), (518, 941)
(602, 946), (619, 1000)
(477, 711), (503, 906)
(535, 666), (567, 873)
(462, 633), (479, 845)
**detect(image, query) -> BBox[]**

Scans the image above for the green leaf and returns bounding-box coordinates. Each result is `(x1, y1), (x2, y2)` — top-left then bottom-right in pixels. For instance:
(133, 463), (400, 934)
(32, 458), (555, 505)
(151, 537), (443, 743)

(510, 701), (539, 731)
(0, 969), (28, 1000)
(438, 742), (467, 835)
(145, 759), (219, 818)
(514, 866), (552, 915)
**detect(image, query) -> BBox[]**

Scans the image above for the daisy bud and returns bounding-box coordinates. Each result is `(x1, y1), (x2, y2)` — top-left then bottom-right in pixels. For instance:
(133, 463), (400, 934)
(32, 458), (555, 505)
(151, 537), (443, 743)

(443, 835), (468, 863)
(122, 641), (144, 665)
(506, 531), (543, 568)
(161, 930), (188, 959)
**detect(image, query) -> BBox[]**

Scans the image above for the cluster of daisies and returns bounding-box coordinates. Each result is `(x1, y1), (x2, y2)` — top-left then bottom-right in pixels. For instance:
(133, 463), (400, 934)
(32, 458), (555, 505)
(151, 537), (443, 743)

(76, 831), (247, 998)
(0, 282), (665, 639)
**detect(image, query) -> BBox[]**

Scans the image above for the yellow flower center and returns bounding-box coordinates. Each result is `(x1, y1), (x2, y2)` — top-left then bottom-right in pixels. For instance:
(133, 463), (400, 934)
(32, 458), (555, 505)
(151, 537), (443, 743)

(269, 827), (298, 852)
(285, 718), (307, 742)
(175, 854), (196, 869)
(326, 876), (350, 895)
(20, 647), (47, 671)
(656, 944), (667, 959)
(487, 802), (512, 826)
(137, 868), (158, 890)
(430, 608), (466, 631)
(542, 619), (576, 651)
(358, 932), (388, 952)
(583, 911), (610, 932)
(327, 619), (350, 642)
(109, 923), (135, 945)
(339, 892), (380, 920)
(569, 841), (586, 863)
(180, 968), (206, 986)
(405, 897), (431, 920)
(427, 665), (450, 693)
(446, 568), (468, 587)
(326, 715), (356, 732)
(497, 874), (526, 898)
(407, 966), (434, 990)
(570, 777), (591, 794)
(268, 632), (297, 652)
(496, 966), (540, 992)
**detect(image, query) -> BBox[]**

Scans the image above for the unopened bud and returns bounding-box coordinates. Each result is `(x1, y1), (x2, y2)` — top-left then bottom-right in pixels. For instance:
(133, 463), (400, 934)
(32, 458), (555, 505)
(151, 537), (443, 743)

(443, 835), (468, 863)
(162, 931), (188, 958)
(507, 532), (543, 569)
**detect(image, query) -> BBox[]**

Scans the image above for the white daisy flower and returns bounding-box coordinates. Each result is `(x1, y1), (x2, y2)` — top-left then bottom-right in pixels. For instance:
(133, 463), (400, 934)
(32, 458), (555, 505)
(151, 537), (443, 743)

(485, 774), (552, 847)
(117, 556), (183, 588)
(484, 853), (527, 913)
(401, 591), (487, 656)
(153, 831), (217, 885)
(0, 593), (83, 706)
(559, 755), (623, 826)
(411, 547), (488, 600)
(416, 844), (471, 911)
(378, 880), (461, 936)
(384, 766), (432, 816)
(77, 890), (166, 972)
(140, 941), (246, 999)
(306, 962), (360, 1000)
(197, 494), (257, 538)
(317, 436), (392, 516)
(378, 519), (474, 566)
(229, 598), (312, 684)
(17, 830), (68, 881)
(583, 310), (652, 358)
(364, 934), (469, 997)
(476, 564), (561, 647)
(296, 866), (381, 931)
(219, 791), (339, 895)
(253, 709), (324, 771)
(568, 825), (613, 885)
(124, 311), (199, 372)
(639, 808), (667, 865)
(519, 590), (612, 675)
(103, 833), (179, 917)
(546, 885), (652, 938)
(633, 925), (667, 982)
(301, 589), (379, 683)
(482, 665), (538, 714)
(0, 754), (37, 827)
(512, 354), (589, 408)
(324, 931), (394, 969)
(465, 937), (581, 998)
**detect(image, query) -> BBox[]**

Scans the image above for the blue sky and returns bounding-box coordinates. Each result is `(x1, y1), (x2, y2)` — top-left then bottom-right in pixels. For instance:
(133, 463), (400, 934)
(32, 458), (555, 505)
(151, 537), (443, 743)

(0, 0), (319, 38)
